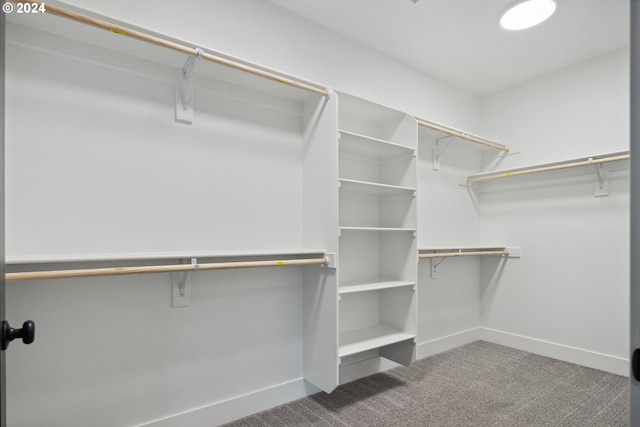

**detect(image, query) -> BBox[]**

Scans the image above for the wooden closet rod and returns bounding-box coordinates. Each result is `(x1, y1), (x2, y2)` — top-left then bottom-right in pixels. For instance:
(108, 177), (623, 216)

(467, 153), (630, 184)
(417, 119), (509, 152)
(27, 2), (329, 97)
(5, 257), (328, 282)
(419, 250), (509, 259)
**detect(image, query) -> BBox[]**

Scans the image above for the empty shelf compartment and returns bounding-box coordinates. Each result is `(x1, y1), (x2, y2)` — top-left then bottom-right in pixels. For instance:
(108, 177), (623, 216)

(338, 325), (415, 357)
(339, 130), (415, 160)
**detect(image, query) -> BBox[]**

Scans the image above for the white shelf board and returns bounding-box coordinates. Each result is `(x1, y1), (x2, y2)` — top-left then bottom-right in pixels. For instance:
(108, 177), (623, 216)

(339, 130), (415, 160)
(340, 227), (416, 233)
(417, 118), (507, 152)
(338, 325), (415, 358)
(7, 12), (325, 104)
(467, 150), (630, 182)
(419, 245), (507, 252)
(419, 246), (521, 259)
(339, 178), (416, 196)
(339, 279), (415, 294)
(6, 249), (327, 265)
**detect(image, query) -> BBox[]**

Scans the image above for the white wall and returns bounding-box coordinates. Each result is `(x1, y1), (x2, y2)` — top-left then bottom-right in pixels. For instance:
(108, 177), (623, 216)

(6, 25), (308, 258)
(478, 49), (630, 373)
(416, 130), (485, 354)
(480, 49), (629, 168)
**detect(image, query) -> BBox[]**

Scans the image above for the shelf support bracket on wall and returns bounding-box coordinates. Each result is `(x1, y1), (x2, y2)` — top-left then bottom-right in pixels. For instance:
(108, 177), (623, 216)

(173, 258), (198, 307)
(175, 48), (204, 125)
(433, 135), (455, 171)
(430, 251), (454, 278)
(590, 159), (609, 197)
(323, 252), (337, 269)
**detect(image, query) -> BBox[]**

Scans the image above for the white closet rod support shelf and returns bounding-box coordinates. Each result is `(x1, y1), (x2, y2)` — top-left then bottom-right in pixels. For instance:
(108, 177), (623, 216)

(420, 248), (517, 279)
(419, 250), (510, 259)
(5, 257), (329, 282)
(416, 119), (509, 152)
(467, 153), (630, 184)
(25, 2), (329, 98)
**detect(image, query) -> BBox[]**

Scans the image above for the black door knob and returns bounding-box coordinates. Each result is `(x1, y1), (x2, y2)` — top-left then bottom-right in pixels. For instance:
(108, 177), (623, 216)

(1, 320), (35, 351)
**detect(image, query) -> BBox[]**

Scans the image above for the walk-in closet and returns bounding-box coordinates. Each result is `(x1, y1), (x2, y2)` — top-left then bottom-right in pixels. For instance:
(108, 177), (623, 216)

(0, 0), (635, 426)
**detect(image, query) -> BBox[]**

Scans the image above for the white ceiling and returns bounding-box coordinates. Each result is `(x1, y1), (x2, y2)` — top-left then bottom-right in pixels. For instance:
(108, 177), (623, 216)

(267, 0), (630, 96)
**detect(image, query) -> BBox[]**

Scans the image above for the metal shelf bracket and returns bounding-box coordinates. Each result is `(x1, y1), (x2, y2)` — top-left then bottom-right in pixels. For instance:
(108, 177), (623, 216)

(590, 159), (609, 197)
(175, 48), (204, 125)
(173, 258), (198, 307)
(430, 250), (458, 278)
(433, 135), (455, 171)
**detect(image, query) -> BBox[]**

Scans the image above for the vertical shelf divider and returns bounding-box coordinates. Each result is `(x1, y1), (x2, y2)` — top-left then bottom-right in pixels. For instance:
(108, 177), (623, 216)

(302, 91), (340, 393)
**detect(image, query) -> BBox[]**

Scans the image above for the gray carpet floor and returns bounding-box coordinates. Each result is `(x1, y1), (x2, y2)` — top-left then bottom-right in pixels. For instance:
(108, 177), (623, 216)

(224, 341), (629, 426)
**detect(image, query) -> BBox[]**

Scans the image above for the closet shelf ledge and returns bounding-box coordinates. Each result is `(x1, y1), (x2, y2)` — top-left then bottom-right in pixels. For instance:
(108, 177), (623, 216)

(338, 280), (416, 294)
(6, 249), (328, 265)
(466, 150), (629, 184)
(419, 247), (521, 259)
(340, 227), (416, 233)
(338, 178), (416, 195)
(8, 0), (329, 121)
(6, 253), (330, 282)
(339, 129), (415, 153)
(416, 118), (509, 152)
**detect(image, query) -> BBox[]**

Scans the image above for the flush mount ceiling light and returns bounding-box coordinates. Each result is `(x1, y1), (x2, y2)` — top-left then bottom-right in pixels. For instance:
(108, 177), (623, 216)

(500, 0), (557, 30)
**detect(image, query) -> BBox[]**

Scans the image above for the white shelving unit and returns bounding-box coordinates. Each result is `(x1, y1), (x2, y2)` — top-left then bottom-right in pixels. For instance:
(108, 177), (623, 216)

(336, 91), (418, 379)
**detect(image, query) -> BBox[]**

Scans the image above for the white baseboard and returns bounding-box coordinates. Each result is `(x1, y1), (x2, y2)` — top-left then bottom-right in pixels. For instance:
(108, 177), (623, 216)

(416, 327), (482, 360)
(136, 378), (321, 427)
(480, 327), (629, 377)
(137, 327), (628, 426)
